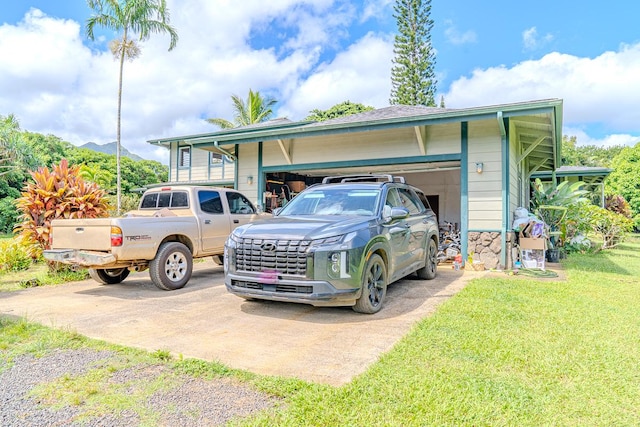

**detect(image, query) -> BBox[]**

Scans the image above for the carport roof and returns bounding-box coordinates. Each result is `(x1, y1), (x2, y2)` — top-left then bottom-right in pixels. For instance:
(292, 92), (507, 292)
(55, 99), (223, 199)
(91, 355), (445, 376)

(531, 165), (612, 184)
(148, 98), (563, 173)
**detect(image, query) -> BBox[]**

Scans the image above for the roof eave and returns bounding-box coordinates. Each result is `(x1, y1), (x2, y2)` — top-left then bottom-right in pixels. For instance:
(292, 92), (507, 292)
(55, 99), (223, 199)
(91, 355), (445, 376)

(148, 99), (564, 147)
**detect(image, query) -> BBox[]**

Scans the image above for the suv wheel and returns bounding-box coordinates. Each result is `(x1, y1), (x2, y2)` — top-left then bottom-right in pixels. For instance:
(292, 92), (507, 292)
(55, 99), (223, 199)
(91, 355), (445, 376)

(416, 238), (438, 280)
(353, 254), (387, 314)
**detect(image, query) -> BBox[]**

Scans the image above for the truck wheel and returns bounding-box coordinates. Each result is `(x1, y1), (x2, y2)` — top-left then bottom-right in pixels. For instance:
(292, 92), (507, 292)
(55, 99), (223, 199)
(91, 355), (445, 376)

(149, 242), (193, 290)
(353, 254), (387, 314)
(89, 268), (130, 285)
(416, 238), (438, 280)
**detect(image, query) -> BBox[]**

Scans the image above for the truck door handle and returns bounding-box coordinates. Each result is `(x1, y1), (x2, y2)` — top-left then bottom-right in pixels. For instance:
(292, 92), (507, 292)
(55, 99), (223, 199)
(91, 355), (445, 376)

(204, 220), (211, 224)
(233, 219), (239, 224)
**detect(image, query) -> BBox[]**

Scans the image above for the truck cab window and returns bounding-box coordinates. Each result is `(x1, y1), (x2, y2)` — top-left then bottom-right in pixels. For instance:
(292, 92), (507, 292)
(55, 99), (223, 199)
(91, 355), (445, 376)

(140, 193), (158, 209)
(198, 191), (223, 214)
(227, 192), (256, 214)
(171, 191), (189, 207)
(158, 193), (171, 208)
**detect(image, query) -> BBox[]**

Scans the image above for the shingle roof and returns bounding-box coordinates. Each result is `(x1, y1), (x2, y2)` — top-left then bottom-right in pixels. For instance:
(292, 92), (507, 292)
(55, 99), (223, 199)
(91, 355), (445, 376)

(305, 105), (453, 127)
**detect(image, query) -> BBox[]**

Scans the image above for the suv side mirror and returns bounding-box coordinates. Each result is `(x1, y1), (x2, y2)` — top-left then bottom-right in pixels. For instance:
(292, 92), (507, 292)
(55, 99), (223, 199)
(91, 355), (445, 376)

(384, 206), (409, 222)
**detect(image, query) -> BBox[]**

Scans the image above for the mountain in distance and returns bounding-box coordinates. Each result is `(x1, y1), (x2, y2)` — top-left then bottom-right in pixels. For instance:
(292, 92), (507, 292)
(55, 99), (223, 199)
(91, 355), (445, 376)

(79, 141), (145, 161)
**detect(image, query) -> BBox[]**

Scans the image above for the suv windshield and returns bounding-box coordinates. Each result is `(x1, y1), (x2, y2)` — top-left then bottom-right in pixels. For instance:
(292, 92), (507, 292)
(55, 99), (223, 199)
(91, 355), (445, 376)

(279, 188), (382, 216)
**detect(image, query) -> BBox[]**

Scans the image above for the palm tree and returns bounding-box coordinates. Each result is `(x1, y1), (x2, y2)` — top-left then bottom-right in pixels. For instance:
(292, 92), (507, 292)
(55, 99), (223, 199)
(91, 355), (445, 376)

(85, 0), (178, 215)
(207, 89), (277, 129)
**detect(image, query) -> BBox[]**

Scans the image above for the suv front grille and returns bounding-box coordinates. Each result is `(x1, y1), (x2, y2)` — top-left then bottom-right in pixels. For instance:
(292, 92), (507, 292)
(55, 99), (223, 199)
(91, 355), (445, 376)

(235, 238), (311, 275)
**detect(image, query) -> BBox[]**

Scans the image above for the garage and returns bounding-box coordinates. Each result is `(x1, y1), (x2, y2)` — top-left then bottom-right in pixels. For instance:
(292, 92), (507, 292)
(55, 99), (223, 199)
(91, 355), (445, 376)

(148, 99), (563, 269)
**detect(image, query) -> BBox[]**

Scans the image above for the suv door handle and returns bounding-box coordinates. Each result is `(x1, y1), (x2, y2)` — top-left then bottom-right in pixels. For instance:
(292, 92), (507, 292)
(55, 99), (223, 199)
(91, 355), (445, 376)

(204, 220), (211, 224)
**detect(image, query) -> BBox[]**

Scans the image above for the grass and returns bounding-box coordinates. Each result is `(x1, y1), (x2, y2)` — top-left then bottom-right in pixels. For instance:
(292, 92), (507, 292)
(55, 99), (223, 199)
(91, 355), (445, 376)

(0, 263), (89, 291)
(1, 235), (639, 426)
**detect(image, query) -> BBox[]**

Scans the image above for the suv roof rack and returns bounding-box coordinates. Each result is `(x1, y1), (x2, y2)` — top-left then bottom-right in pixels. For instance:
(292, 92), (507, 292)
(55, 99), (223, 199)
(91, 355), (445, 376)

(321, 174), (406, 184)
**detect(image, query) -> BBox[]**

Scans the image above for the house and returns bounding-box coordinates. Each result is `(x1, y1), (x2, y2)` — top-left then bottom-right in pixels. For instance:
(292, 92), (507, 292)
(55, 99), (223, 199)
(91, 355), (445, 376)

(147, 98), (564, 269)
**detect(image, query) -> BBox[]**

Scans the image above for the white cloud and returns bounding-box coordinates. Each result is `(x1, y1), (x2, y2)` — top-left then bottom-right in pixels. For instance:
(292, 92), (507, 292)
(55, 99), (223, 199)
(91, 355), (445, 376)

(361, 0), (394, 23)
(563, 127), (640, 148)
(522, 26), (553, 51)
(444, 42), (640, 145)
(3, 0), (639, 166)
(443, 19), (476, 45)
(279, 32), (394, 118)
(0, 1), (361, 163)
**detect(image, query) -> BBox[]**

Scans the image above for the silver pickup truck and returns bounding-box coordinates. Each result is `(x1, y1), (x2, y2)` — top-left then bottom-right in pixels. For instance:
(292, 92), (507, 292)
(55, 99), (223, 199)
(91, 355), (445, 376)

(44, 186), (261, 290)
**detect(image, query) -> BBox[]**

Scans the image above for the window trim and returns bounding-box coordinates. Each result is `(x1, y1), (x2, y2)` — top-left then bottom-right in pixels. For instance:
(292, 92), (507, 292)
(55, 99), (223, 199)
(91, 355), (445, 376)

(178, 146), (191, 169)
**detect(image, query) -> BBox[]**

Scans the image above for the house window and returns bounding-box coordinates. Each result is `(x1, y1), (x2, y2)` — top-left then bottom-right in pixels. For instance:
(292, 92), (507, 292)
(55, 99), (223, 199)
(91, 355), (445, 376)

(210, 152), (223, 165)
(179, 146), (191, 168)
(210, 152), (233, 166)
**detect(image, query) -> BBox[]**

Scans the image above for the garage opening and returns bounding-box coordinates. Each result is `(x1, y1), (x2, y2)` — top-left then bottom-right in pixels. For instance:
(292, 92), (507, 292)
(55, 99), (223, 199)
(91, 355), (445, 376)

(263, 167), (461, 231)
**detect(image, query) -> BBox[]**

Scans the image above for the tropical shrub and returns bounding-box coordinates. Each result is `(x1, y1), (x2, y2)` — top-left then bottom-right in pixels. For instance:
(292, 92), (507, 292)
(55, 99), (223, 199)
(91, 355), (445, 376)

(530, 178), (589, 246)
(106, 193), (140, 216)
(0, 236), (32, 272)
(530, 178), (589, 211)
(605, 143), (640, 224)
(605, 194), (632, 218)
(581, 203), (634, 249)
(14, 159), (110, 255)
(0, 196), (19, 234)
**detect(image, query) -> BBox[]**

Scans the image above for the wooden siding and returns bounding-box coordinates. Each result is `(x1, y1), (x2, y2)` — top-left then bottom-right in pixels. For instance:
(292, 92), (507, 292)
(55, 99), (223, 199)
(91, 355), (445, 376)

(169, 142), (177, 181)
(426, 123), (461, 155)
(467, 120), (503, 230)
(189, 148), (209, 181)
(261, 125), (460, 167)
(169, 146), (236, 184)
(236, 144), (259, 205)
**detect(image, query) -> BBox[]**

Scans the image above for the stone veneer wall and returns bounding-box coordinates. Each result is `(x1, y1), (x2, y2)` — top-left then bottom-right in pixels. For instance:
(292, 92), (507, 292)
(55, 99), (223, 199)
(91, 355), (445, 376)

(467, 232), (515, 269)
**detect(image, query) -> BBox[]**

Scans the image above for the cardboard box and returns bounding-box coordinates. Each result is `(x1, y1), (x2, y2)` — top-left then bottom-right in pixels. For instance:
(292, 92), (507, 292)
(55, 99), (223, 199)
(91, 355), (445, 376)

(519, 219), (547, 251)
(519, 237), (546, 250)
(286, 181), (306, 193)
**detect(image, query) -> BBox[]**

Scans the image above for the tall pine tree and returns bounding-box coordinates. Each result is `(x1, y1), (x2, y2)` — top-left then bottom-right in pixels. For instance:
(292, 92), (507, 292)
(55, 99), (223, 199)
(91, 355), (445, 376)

(389, 0), (437, 106)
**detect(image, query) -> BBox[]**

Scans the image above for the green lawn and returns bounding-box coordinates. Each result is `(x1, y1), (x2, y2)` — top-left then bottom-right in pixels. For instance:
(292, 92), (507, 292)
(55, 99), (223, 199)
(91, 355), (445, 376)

(2, 236), (639, 426)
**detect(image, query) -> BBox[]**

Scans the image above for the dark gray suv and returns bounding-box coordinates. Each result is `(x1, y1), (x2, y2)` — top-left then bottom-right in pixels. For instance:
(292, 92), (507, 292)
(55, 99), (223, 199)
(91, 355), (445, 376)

(224, 175), (439, 313)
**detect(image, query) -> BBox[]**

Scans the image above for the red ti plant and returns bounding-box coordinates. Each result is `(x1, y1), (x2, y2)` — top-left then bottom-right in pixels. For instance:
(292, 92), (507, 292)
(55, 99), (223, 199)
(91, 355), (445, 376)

(14, 159), (111, 257)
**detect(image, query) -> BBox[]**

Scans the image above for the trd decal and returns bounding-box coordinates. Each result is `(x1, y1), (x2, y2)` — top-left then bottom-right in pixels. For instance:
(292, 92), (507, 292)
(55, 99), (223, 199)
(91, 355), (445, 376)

(125, 235), (152, 241)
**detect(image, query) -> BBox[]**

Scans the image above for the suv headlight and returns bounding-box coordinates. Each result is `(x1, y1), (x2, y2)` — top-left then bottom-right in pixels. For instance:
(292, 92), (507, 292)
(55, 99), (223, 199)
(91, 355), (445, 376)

(310, 234), (344, 247)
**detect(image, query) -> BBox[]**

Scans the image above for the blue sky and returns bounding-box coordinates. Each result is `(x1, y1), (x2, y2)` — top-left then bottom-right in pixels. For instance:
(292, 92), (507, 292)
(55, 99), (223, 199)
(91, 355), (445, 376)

(2, 0), (639, 163)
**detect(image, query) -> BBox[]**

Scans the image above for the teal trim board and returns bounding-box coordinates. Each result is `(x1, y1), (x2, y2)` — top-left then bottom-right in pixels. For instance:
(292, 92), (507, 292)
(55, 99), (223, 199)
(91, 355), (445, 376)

(460, 122), (469, 264)
(233, 144), (239, 190)
(500, 113), (509, 267)
(261, 153), (460, 173)
(257, 142), (264, 209)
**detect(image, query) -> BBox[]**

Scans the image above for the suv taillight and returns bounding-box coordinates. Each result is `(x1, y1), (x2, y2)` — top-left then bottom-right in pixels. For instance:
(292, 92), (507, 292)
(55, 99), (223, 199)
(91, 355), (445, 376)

(111, 226), (123, 247)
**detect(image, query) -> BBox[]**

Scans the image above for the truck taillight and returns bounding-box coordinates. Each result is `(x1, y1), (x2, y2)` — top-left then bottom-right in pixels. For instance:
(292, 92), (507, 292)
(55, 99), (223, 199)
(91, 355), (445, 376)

(111, 226), (123, 247)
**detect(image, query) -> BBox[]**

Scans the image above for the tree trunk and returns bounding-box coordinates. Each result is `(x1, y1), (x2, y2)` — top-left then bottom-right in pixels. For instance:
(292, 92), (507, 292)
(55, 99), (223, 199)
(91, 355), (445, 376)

(116, 30), (127, 216)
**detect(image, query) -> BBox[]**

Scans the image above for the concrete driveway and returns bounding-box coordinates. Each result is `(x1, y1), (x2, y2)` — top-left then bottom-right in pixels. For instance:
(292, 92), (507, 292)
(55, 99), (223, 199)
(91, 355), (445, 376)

(0, 262), (474, 386)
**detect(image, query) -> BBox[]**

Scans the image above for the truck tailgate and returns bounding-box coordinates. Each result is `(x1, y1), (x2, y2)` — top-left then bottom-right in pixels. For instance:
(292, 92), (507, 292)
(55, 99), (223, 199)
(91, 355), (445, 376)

(50, 218), (114, 251)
